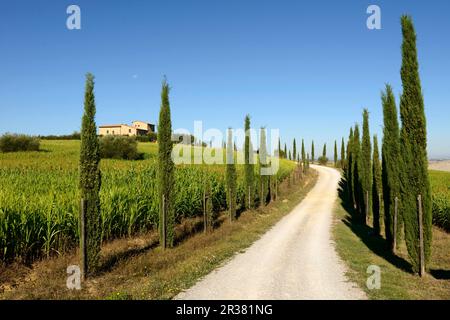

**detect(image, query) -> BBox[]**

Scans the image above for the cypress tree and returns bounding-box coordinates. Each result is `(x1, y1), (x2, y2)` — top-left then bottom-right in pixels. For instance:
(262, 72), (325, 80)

(399, 16), (432, 272)
(288, 150), (291, 160)
(284, 143), (287, 160)
(278, 137), (281, 158)
(259, 127), (268, 206)
(334, 140), (338, 167)
(79, 73), (102, 275)
(341, 137), (345, 170)
(293, 139), (297, 162)
(382, 84), (401, 250)
(346, 128), (354, 204)
(158, 78), (175, 248)
(361, 109), (372, 224)
(311, 141), (315, 163)
(322, 143), (326, 158)
(244, 115), (255, 209)
(226, 128), (237, 220)
(301, 139), (306, 172)
(372, 135), (382, 235)
(353, 125), (362, 218)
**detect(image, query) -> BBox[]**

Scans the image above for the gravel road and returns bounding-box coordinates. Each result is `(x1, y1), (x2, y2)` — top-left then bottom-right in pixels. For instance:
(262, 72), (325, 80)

(175, 165), (367, 300)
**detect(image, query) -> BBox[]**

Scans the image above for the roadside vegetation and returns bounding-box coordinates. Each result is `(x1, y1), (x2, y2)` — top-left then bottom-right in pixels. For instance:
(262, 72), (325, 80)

(333, 201), (450, 299)
(334, 15), (449, 299)
(0, 163), (317, 299)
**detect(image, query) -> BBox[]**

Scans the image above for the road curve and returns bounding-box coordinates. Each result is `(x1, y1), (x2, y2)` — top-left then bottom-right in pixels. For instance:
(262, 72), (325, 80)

(175, 165), (366, 300)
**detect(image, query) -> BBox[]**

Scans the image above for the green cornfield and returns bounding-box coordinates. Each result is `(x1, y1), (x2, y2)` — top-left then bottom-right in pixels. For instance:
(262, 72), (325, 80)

(429, 170), (450, 232)
(0, 140), (296, 262)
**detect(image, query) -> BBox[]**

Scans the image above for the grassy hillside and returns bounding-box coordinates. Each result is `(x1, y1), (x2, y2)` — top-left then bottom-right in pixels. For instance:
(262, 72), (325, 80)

(0, 140), (296, 263)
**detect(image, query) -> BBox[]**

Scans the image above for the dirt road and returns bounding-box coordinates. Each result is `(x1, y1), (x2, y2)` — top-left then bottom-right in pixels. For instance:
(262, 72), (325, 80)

(175, 165), (366, 300)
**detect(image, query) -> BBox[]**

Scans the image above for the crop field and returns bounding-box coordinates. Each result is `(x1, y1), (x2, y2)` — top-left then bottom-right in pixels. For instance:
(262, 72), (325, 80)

(430, 170), (450, 232)
(0, 140), (296, 263)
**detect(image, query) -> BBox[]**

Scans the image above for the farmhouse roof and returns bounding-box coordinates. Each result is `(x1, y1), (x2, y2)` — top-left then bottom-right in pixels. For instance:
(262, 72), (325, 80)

(99, 124), (126, 128)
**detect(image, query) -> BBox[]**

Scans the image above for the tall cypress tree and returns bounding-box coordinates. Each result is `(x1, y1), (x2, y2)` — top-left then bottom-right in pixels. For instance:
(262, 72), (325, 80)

(158, 79), (175, 248)
(334, 140), (338, 167)
(278, 137), (281, 158)
(79, 73), (102, 276)
(372, 135), (382, 235)
(284, 143), (287, 160)
(288, 150), (291, 160)
(353, 125), (362, 218)
(311, 141), (315, 163)
(346, 128), (354, 204)
(361, 109), (372, 224)
(341, 137), (345, 170)
(399, 16), (432, 273)
(382, 84), (401, 250)
(293, 139), (297, 162)
(301, 139), (306, 171)
(322, 143), (326, 158)
(244, 115), (254, 209)
(226, 128), (237, 220)
(259, 127), (268, 206)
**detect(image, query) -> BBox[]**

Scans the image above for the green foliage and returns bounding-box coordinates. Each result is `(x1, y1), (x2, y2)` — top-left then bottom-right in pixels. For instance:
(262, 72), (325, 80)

(399, 15), (432, 272)
(0, 140), (297, 263)
(226, 128), (237, 220)
(311, 141), (315, 163)
(158, 79), (175, 248)
(39, 132), (81, 140)
(301, 139), (306, 170)
(259, 128), (269, 206)
(293, 139), (297, 162)
(244, 114), (255, 209)
(334, 140), (338, 167)
(429, 171), (450, 232)
(306, 153), (310, 170)
(100, 136), (142, 160)
(340, 137), (345, 170)
(361, 109), (372, 223)
(352, 125), (363, 220)
(381, 84), (401, 249)
(346, 128), (354, 205)
(135, 132), (157, 143)
(79, 73), (102, 274)
(318, 156), (328, 165)
(322, 143), (326, 158)
(0, 134), (40, 153)
(372, 135), (382, 235)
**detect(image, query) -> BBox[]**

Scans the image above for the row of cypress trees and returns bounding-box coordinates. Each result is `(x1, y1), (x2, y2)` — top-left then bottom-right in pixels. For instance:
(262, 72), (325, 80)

(79, 77), (304, 276)
(343, 15), (431, 275)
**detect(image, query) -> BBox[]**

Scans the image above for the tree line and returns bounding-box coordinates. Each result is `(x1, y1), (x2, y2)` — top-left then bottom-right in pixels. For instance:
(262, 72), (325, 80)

(78, 77), (310, 277)
(342, 15), (431, 276)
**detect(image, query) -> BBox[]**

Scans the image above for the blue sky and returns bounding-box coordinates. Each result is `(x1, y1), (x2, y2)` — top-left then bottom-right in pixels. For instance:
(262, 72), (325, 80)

(1, 0), (449, 158)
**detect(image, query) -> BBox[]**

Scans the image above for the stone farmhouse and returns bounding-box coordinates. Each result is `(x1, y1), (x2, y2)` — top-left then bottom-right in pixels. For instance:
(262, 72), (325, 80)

(99, 121), (155, 136)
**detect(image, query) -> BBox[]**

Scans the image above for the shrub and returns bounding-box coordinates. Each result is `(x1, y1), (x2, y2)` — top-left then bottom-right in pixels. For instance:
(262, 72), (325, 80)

(0, 134), (40, 152)
(318, 156), (328, 165)
(99, 135), (142, 160)
(135, 132), (157, 143)
(39, 132), (81, 140)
